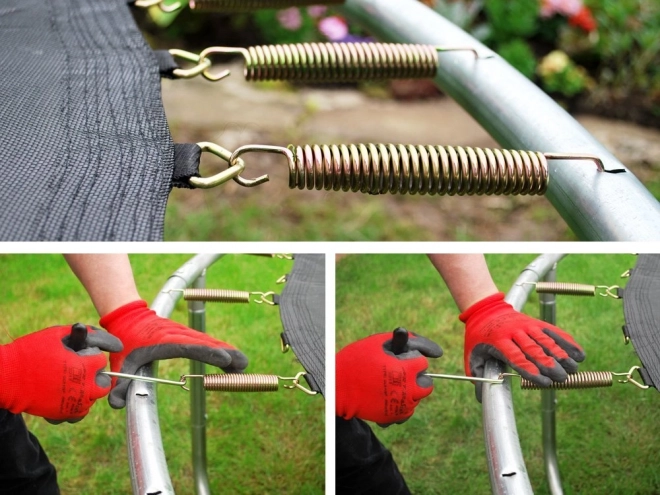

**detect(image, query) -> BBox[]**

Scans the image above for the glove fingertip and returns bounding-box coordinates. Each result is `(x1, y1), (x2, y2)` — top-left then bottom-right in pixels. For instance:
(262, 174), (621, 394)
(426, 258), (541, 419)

(108, 385), (128, 410)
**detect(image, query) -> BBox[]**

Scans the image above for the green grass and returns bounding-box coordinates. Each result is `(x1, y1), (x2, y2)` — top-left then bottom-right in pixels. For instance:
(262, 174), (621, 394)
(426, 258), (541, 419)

(336, 254), (660, 495)
(0, 254), (324, 495)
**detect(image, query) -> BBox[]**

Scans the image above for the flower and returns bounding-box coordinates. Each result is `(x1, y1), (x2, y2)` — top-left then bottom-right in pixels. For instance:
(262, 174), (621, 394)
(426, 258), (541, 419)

(307, 6), (328, 18)
(540, 0), (582, 18)
(568, 6), (597, 32)
(277, 8), (303, 31)
(318, 16), (349, 42)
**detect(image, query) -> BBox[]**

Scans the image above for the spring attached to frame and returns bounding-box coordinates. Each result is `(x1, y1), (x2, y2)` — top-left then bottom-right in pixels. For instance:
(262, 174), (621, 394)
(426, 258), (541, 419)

(534, 282), (597, 296)
(520, 371), (613, 390)
(196, 43), (479, 83)
(288, 144), (550, 196)
(201, 373), (279, 392)
(181, 288), (250, 303)
(190, 0), (345, 11)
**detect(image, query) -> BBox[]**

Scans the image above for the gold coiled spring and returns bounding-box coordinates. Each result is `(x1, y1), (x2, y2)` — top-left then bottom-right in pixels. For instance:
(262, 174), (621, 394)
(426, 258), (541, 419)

(182, 288), (250, 303)
(527, 282), (621, 298)
(197, 43), (477, 83)
(520, 371), (613, 390)
(201, 373), (279, 392)
(535, 282), (597, 296)
(287, 144), (549, 196)
(190, 0), (344, 11)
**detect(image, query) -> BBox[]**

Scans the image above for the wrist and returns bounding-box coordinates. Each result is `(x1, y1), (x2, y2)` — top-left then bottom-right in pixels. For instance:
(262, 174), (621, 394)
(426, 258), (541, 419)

(459, 292), (506, 323)
(0, 343), (21, 412)
(99, 299), (149, 334)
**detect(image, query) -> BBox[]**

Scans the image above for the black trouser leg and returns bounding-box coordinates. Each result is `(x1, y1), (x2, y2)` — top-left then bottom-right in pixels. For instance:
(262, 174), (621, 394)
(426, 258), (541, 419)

(0, 410), (59, 495)
(336, 416), (411, 495)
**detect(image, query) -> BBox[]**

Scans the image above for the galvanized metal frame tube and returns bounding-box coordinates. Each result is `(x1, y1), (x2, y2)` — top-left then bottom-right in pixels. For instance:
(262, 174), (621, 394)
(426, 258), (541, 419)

(481, 254), (566, 495)
(189, 270), (211, 495)
(340, 0), (660, 241)
(126, 254), (224, 495)
(539, 264), (563, 495)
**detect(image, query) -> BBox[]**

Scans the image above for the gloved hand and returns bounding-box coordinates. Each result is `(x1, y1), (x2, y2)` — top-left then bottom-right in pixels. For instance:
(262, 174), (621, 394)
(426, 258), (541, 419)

(336, 328), (443, 426)
(100, 300), (248, 409)
(0, 324), (122, 422)
(460, 292), (586, 401)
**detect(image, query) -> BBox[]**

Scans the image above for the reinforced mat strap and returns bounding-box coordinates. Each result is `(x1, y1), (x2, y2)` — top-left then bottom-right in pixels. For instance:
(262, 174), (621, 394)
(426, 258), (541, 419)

(622, 254), (660, 391)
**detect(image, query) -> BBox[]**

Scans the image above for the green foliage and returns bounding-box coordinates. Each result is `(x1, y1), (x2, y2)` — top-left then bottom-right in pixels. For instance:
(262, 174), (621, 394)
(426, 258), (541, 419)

(484, 0), (539, 41)
(252, 9), (320, 45)
(337, 254), (660, 494)
(0, 255), (323, 494)
(498, 39), (537, 78)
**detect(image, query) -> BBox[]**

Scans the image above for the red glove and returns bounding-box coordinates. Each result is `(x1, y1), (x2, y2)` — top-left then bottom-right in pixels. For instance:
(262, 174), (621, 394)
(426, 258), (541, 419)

(100, 300), (248, 409)
(336, 329), (442, 426)
(461, 293), (586, 400)
(0, 325), (122, 422)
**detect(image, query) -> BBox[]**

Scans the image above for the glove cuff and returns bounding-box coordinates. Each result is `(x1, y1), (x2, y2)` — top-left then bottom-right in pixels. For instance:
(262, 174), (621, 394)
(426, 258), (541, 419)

(99, 299), (149, 334)
(0, 343), (23, 413)
(459, 292), (505, 323)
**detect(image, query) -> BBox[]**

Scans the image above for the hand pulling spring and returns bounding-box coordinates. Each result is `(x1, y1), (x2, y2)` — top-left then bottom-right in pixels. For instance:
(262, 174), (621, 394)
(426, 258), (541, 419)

(525, 282), (621, 298)
(188, 43), (481, 83)
(222, 144), (620, 195)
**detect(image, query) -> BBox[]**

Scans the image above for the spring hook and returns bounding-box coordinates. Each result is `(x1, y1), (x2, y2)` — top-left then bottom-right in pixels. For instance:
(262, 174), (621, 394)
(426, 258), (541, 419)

(190, 142), (246, 189)
(524, 281), (621, 298)
(133, 0), (183, 12)
(194, 43), (483, 83)
(168, 49), (213, 79)
(222, 143), (619, 194)
(165, 288), (276, 305)
(182, 372), (318, 394)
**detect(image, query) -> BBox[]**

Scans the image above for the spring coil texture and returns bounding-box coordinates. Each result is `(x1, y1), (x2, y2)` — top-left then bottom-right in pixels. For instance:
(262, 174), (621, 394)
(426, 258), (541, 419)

(182, 288), (249, 303)
(202, 374), (279, 392)
(241, 43), (439, 81)
(288, 144), (548, 196)
(521, 371), (613, 390)
(190, 0), (344, 11)
(535, 282), (596, 296)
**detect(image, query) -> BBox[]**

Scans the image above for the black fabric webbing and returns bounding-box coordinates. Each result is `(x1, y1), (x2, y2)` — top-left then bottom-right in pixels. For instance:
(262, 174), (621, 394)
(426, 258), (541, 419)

(0, 0), (174, 241)
(279, 254), (325, 396)
(622, 254), (660, 391)
(172, 144), (202, 189)
(154, 50), (179, 79)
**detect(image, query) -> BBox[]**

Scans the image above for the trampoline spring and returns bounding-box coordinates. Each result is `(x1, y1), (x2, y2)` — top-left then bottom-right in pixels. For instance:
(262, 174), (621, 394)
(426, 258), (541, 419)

(167, 288), (277, 305)
(520, 371), (614, 390)
(525, 282), (621, 298)
(195, 43), (482, 83)
(510, 366), (649, 391)
(223, 143), (619, 194)
(182, 371), (318, 394)
(189, 0), (345, 11)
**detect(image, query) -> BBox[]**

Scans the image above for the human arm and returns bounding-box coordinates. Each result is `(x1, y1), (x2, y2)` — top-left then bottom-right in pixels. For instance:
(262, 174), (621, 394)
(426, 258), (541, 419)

(427, 254), (585, 400)
(64, 254), (248, 409)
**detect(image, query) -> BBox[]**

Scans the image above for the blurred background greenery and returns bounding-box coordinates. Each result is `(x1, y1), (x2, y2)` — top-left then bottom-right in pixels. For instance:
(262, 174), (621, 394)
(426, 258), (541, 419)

(336, 253), (660, 494)
(0, 254), (324, 494)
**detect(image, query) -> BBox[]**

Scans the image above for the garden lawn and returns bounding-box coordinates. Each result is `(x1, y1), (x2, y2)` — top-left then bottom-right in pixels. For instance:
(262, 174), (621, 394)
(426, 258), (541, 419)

(336, 254), (660, 495)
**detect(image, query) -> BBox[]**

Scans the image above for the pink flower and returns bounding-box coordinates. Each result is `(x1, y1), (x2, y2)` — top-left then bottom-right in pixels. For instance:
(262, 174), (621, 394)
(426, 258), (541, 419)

(318, 16), (349, 41)
(540, 0), (582, 18)
(277, 8), (302, 31)
(307, 6), (328, 18)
